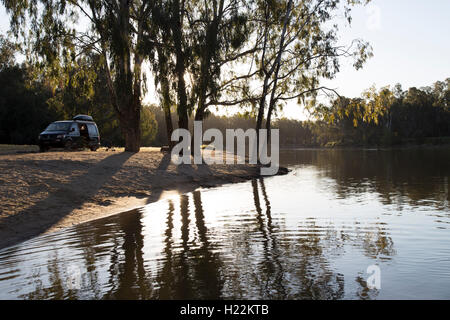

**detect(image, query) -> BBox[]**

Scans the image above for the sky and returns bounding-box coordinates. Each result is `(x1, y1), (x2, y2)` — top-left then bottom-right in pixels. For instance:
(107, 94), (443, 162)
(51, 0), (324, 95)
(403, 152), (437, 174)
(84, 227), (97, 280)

(288, 0), (450, 119)
(1, 0), (449, 120)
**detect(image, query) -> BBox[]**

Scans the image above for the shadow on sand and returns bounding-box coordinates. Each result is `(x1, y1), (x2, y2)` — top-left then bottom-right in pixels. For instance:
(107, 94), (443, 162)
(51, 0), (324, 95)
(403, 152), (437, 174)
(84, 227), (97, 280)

(0, 152), (134, 249)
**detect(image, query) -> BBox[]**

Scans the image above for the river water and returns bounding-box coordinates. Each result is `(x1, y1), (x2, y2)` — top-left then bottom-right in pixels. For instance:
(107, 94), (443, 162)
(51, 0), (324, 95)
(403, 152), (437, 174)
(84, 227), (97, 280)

(0, 148), (449, 299)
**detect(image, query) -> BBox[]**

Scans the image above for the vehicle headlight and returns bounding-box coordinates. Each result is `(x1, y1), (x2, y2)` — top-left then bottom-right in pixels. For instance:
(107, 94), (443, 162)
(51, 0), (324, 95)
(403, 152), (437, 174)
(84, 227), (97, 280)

(56, 134), (65, 139)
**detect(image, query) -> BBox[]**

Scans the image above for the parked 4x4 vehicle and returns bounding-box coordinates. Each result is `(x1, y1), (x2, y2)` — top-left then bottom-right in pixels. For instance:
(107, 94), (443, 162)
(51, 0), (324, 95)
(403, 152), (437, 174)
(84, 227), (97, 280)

(38, 115), (100, 152)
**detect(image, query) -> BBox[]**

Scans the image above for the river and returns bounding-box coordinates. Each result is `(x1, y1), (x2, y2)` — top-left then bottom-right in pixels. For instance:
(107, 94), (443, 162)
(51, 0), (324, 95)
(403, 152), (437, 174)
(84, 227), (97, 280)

(0, 148), (449, 299)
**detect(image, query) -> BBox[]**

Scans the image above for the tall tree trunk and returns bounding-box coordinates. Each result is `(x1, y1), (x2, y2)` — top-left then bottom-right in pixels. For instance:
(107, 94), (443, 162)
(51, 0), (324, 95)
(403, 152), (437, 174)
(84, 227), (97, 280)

(193, 0), (225, 157)
(172, 0), (189, 131)
(256, 15), (270, 141)
(157, 47), (174, 149)
(120, 102), (141, 152)
(255, 2), (272, 158)
(194, 0), (225, 123)
(256, 82), (269, 133)
(176, 64), (189, 131)
(265, 61), (281, 143)
(264, 0), (293, 144)
(266, 101), (273, 138)
(256, 82), (268, 158)
(115, 0), (141, 152)
(163, 89), (175, 149)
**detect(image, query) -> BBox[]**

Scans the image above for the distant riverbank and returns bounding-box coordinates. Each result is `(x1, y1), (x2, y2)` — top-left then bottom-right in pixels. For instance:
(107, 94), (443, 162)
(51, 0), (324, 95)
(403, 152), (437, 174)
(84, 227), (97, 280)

(279, 136), (450, 150)
(0, 147), (275, 250)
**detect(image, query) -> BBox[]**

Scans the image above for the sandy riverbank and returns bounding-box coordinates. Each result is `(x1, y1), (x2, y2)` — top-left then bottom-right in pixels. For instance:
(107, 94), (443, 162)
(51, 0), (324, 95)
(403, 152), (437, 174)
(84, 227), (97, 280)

(0, 147), (268, 250)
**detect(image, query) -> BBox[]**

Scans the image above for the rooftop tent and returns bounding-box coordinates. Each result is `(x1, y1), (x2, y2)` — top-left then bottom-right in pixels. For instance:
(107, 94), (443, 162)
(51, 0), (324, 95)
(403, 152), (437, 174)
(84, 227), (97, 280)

(73, 115), (94, 122)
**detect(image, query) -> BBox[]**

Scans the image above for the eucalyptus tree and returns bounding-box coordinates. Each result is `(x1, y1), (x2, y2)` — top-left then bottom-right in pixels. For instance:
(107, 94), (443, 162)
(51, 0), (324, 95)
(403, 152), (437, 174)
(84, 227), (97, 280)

(0, 35), (17, 70)
(252, 0), (373, 139)
(143, 0), (258, 154)
(150, 0), (373, 153)
(167, 0), (190, 131)
(188, 0), (256, 122)
(150, 0), (256, 129)
(146, 0), (175, 147)
(148, 0), (196, 133)
(1, 0), (159, 152)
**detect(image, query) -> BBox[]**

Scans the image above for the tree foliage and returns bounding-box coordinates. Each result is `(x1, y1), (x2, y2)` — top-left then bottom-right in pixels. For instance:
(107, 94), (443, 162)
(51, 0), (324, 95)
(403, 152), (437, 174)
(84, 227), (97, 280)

(2, 0), (158, 151)
(312, 79), (450, 146)
(1, 0), (373, 152)
(0, 48), (157, 146)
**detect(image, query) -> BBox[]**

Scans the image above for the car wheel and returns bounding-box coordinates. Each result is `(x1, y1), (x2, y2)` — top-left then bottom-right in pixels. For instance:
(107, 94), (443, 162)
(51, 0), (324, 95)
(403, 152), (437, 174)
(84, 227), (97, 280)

(64, 140), (73, 150)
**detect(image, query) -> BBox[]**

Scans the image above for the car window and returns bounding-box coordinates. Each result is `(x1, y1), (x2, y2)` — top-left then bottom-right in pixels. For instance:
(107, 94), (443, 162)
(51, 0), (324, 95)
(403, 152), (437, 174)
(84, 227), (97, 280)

(87, 123), (98, 136)
(46, 122), (71, 131)
(70, 123), (80, 135)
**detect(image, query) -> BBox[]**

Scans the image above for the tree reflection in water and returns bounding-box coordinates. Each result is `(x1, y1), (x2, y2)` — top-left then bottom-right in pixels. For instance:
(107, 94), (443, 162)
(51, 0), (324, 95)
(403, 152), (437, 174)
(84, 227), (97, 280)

(104, 210), (153, 299)
(7, 150), (415, 299)
(280, 149), (450, 212)
(155, 193), (223, 299)
(16, 181), (396, 299)
(157, 199), (175, 298)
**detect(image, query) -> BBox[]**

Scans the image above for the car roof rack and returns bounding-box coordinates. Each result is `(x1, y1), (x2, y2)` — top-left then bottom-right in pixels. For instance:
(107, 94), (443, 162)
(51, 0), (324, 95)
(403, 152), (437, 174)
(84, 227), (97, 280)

(73, 114), (94, 122)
